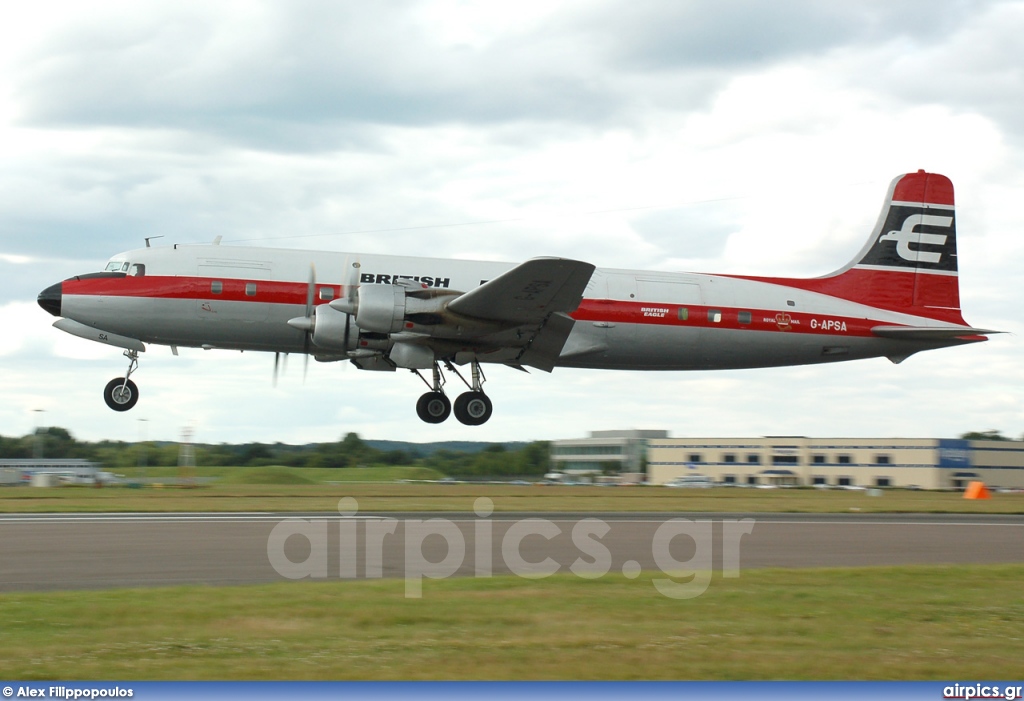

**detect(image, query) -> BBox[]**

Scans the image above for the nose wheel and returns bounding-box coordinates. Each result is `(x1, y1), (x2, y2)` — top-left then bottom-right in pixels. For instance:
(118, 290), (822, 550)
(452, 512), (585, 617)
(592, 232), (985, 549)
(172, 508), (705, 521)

(104, 377), (139, 411)
(103, 350), (141, 412)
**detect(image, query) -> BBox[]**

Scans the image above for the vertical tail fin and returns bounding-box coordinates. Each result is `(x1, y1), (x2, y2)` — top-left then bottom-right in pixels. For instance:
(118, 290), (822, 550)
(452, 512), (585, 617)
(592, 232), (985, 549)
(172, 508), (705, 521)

(808, 171), (966, 324)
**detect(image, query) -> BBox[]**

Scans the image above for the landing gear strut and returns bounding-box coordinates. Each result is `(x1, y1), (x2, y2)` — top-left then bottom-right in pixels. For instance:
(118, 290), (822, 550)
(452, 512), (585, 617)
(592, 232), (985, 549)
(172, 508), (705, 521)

(451, 360), (492, 426)
(414, 363), (451, 424)
(104, 350), (140, 412)
(413, 359), (492, 425)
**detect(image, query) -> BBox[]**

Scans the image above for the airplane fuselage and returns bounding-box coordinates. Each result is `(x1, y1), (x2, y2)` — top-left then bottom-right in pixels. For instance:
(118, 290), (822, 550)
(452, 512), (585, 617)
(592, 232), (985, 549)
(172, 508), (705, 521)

(53, 243), (970, 372)
(37, 171), (992, 423)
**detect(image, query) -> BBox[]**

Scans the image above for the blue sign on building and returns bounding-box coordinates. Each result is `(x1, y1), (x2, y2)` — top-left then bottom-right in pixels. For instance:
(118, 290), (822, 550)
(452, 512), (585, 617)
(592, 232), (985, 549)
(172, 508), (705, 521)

(937, 439), (972, 468)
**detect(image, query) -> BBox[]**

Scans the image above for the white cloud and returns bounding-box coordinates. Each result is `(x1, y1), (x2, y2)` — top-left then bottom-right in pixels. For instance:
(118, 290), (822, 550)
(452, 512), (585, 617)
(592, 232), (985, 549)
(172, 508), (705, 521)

(0, 0), (1020, 445)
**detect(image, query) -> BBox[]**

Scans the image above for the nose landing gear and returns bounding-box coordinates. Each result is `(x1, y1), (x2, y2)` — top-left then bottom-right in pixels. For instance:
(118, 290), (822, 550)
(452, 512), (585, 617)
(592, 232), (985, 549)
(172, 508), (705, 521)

(103, 350), (140, 412)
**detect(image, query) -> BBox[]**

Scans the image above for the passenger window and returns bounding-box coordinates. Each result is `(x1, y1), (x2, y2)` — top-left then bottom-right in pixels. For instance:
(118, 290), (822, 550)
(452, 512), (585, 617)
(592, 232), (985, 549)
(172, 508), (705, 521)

(319, 287), (335, 301)
(677, 308), (688, 321)
(738, 311), (752, 324)
(708, 310), (722, 323)
(245, 283), (257, 296)
(211, 281), (223, 294)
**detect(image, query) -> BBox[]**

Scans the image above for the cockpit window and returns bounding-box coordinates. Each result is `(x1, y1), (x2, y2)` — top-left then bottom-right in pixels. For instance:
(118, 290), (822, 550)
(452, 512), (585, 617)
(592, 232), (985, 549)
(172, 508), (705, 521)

(128, 264), (145, 277)
(105, 261), (126, 272)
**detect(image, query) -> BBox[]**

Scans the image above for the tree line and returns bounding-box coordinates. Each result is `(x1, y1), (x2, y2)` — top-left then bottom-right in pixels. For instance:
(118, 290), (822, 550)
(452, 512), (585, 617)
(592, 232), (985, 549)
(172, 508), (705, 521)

(4, 427), (1017, 478)
(0, 427), (551, 478)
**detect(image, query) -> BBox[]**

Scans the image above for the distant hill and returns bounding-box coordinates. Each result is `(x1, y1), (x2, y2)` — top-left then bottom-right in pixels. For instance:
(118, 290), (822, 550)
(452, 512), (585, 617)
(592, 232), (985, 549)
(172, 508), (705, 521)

(143, 439), (532, 455)
(363, 440), (530, 457)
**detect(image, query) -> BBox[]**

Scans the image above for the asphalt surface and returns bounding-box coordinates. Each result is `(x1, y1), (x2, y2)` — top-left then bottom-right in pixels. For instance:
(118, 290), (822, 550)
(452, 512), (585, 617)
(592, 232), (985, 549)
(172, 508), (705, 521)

(1, 512), (1022, 591)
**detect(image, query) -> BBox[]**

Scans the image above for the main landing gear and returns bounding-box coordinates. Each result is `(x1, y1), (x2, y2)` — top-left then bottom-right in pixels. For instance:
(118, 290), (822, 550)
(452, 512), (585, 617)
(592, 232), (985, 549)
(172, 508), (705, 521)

(103, 350), (140, 412)
(414, 359), (493, 426)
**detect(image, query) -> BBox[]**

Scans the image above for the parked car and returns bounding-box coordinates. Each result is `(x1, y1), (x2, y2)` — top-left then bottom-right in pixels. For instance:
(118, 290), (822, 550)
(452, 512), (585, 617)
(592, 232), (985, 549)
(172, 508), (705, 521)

(664, 475), (714, 488)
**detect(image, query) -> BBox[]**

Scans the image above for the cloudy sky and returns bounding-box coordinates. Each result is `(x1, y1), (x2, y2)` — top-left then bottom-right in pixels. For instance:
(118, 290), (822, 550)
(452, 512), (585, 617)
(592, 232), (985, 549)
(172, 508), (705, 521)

(1, 0), (1021, 446)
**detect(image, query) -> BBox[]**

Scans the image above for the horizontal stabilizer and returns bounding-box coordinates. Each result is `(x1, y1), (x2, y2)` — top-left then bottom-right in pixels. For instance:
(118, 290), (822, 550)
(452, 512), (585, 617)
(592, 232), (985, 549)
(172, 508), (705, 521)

(448, 257), (595, 325)
(871, 325), (999, 341)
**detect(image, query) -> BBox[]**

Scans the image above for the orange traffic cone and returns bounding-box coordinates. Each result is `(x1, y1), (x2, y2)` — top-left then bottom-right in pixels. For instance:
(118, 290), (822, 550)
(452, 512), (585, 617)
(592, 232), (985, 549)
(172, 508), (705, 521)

(964, 481), (991, 500)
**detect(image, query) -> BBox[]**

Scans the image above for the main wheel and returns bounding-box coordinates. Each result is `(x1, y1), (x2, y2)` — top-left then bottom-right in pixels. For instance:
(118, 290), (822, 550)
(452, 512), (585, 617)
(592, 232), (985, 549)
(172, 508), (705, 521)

(416, 391), (451, 424)
(454, 391), (492, 426)
(104, 378), (139, 412)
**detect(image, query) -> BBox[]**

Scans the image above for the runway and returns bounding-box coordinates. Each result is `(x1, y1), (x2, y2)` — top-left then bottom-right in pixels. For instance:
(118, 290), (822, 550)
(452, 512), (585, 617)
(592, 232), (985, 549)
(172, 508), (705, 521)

(1, 512), (1023, 591)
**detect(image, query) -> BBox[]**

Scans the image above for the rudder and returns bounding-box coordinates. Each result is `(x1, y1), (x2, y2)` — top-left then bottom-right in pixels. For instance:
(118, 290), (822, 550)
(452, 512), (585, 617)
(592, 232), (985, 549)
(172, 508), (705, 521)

(801, 170), (966, 324)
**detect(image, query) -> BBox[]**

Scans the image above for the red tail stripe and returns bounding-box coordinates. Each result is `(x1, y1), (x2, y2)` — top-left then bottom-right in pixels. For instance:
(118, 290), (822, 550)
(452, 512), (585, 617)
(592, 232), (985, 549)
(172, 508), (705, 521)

(722, 269), (967, 326)
(893, 171), (954, 206)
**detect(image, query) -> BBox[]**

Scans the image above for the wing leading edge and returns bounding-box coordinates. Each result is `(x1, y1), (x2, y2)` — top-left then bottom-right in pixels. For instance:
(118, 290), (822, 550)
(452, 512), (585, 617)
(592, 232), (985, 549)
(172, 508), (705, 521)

(447, 257), (596, 323)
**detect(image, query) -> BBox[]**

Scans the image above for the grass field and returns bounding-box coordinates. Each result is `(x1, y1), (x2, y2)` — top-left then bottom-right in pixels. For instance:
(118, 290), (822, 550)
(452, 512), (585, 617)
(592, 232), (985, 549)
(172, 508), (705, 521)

(2, 469), (1020, 680)
(1, 565), (1021, 680)
(0, 467), (1021, 514)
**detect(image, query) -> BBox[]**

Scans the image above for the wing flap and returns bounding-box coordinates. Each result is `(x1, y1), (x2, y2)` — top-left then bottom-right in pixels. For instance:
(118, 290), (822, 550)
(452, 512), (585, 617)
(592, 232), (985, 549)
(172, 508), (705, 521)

(516, 313), (577, 372)
(447, 257), (595, 325)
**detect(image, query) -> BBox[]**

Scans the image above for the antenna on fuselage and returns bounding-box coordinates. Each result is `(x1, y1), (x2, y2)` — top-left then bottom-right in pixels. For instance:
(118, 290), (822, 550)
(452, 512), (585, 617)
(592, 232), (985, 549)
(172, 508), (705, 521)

(144, 236), (164, 248)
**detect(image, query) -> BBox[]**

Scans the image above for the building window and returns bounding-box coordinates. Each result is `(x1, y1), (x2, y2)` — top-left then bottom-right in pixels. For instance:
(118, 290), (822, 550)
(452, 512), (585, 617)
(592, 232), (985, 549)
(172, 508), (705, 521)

(708, 309), (722, 323)
(724, 453), (737, 463)
(773, 455), (799, 465)
(837, 454), (852, 465)
(688, 453), (702, 463)
(875, 477), (891, 487)
(837, 477), (852, 486)
(812, 454), (826, 464)
(813, 476), (827, 485)
(678, 308), (689, 321)
(245, 283), (257, 296)
(738, 311), (752, 324)
(747, 454), (761, 465)
(746, 475), (759, 485)
(723, 475), (736, 484)
(875, 455), (891, 465)
(211, 281), (223, 294)
(319, 287), (335, 301)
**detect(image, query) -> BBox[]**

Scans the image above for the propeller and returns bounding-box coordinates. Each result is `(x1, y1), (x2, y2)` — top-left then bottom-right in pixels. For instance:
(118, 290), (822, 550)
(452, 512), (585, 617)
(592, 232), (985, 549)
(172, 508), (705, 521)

(286, 263), (317, 381)
(330, 255), (361, 351)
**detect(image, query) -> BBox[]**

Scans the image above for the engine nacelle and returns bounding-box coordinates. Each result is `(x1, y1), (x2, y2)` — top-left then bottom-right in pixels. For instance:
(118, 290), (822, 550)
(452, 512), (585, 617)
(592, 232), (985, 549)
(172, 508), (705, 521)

(356, 284), (406, 334)
(310, 305), (357, 351)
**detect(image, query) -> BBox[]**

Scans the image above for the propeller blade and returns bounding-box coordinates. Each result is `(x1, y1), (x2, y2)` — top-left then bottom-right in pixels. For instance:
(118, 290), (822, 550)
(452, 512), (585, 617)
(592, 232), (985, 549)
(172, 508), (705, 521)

(347, 256), (359, 304)
(274, 352), (280, 386)
(305, 263), (316, 318)
(346, 255), (359, 349)
(302, 263), (316, 383)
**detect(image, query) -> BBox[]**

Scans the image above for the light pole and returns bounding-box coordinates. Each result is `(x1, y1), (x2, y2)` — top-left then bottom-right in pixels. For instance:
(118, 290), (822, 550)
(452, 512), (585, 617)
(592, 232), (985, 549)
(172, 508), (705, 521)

(138, 418), (149, 468)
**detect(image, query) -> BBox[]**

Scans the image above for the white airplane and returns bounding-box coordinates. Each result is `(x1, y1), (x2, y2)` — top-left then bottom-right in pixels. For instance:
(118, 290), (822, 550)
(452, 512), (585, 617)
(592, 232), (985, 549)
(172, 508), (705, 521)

(38, 170), (995, 425)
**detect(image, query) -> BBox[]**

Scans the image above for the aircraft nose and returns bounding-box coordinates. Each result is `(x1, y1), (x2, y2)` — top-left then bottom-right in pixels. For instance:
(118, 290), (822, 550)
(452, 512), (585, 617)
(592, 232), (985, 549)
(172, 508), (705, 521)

(38, 282), (63, 317)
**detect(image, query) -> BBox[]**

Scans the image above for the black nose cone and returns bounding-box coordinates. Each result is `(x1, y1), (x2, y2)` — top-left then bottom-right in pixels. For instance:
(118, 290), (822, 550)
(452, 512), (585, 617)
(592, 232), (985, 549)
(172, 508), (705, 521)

(38, 282), (62, 317)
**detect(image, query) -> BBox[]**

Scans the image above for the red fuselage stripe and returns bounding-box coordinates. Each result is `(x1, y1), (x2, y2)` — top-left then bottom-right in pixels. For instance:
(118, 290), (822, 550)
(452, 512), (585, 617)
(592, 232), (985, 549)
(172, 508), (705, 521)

(61, 274), (911, 339)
